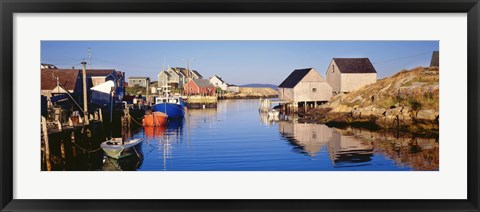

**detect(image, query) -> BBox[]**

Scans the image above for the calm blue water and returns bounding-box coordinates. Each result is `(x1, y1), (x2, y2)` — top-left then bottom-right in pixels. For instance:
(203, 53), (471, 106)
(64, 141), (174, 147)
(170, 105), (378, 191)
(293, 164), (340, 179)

(105, 99), (438, 171)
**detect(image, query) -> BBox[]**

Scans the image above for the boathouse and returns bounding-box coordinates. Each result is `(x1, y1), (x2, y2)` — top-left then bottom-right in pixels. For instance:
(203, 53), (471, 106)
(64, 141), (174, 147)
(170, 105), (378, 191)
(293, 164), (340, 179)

(326, 58), (377, 94)
(278, 68), (332, 109)
(183, 79), (216, 96)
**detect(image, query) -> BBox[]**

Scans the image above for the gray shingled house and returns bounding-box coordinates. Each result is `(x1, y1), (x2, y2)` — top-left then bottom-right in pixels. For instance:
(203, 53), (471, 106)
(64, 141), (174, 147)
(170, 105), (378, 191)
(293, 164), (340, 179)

(326, 58), (377, 94)
(278, 68), (332, 109)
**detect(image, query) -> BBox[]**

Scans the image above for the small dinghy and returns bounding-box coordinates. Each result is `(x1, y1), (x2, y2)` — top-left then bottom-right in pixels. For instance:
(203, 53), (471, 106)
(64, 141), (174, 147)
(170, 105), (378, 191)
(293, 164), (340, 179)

(101, 138), (143, 159)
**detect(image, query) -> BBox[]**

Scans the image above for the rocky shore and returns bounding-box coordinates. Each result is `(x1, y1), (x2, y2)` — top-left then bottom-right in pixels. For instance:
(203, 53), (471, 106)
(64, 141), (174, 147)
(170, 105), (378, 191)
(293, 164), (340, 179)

(299, 67), (439, 135)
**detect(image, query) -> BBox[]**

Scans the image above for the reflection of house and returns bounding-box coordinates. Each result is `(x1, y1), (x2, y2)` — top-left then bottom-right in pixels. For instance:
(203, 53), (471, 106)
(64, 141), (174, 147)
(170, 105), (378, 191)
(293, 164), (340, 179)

(430, 51), (439, 67)
(210, 75), (228, 91)
(327, 129), (374, 165)
(183, 79), (216, 96)
(326, 58), (377, 94)
(278, 121), (333, 156)
(128, 77), (150, 87)
(278, 68), (332, 108)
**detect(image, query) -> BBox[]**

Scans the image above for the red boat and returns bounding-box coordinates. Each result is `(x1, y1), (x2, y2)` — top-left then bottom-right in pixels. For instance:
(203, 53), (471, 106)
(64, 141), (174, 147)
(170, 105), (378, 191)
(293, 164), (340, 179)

(143, 112), (168, 127)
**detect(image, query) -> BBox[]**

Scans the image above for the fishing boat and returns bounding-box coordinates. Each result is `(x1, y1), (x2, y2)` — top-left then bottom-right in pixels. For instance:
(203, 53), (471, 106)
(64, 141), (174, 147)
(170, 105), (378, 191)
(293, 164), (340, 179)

(152, 92), (186, 119)
(100, 137), (143, 159)
(143, 111), (168, 127)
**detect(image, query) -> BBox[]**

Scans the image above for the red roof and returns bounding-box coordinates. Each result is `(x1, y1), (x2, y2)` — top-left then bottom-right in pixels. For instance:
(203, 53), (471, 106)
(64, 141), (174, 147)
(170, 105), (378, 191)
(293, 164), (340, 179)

(41, 69), (80, 91)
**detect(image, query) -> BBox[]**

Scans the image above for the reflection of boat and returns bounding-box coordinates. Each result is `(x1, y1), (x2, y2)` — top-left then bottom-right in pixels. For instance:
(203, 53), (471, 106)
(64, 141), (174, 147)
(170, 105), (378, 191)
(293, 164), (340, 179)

(144, 125), (167, 139)
(167, 118), (184, 131)
(100, 138), (143, 159)
(102, 153), (144, 171)
(267, 109), (280, 119)
(143, 112), (168, 127)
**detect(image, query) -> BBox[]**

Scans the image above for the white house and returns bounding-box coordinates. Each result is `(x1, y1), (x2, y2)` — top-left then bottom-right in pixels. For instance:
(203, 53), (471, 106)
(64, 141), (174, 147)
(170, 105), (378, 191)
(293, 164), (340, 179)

(210, 75), (228, 90)
(226, 84), (240, 93)
(326, 58), (377, 94)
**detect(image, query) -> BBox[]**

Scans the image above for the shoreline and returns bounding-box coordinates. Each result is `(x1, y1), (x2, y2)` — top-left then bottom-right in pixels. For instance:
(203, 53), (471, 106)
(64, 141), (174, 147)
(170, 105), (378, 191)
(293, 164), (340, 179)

(294, 107), (439, 137)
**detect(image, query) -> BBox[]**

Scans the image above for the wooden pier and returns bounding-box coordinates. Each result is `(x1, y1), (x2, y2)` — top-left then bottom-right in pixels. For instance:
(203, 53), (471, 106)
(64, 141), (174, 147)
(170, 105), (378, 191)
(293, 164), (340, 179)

(186, 95), (217, 109)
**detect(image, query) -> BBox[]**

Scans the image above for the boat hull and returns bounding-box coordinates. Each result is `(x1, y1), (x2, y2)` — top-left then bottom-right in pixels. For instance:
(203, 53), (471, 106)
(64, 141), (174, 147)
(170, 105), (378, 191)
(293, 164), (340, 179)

(101, 139), (143, 159)
(153, 103), (185, 119)
(143, 112), (168, 127)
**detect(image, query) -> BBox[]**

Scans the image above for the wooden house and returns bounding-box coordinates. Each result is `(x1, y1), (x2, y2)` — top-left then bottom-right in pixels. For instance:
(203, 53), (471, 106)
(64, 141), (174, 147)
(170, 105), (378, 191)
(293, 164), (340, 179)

(41, 69), (82, 98)
(128, 77), (150, 87)
(278, 68), (332, 108)
(326, 58), (377, 94)
(157, 71), (171, 89)
(210, 75), (228, 90)
(183, 79), (216, 96)
(157, 67), (204, 89)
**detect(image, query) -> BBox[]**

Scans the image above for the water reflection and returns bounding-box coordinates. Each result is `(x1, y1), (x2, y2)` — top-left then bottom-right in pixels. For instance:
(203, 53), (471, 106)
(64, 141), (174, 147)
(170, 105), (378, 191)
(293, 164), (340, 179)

(327, 128), (374, 166)
(277, 120), (438, 170)
(47, 99), (438, 171)
(102, 155), (144, 171)
(278, 121), (332, 156)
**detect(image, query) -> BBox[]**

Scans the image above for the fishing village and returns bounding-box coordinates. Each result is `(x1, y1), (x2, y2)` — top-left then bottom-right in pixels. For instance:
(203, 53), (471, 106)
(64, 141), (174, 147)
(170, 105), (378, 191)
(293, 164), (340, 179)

(41, 44), (439, 171)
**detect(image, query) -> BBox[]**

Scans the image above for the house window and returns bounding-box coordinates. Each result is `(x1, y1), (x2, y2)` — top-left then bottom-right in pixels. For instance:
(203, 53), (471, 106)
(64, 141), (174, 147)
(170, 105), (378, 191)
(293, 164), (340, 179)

(332, 65), (335, 73)
(312, 88), (317, 92)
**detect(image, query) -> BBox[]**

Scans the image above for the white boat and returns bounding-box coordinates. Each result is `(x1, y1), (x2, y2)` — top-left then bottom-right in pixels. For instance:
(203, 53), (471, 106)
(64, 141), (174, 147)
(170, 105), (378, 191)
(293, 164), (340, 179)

(101, 138), (143, 159)
(267, 109), (280, 118)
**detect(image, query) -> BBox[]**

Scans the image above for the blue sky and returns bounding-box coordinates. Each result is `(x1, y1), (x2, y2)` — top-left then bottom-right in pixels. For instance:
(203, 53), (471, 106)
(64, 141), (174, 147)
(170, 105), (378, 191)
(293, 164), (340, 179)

(41, 41), (438, 85)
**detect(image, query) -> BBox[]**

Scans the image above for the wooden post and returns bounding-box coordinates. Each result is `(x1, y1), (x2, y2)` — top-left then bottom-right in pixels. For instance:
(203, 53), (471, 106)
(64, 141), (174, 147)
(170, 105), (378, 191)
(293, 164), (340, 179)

(41, 116), (51, 171)
(81, 62), (90, 125)
(99, 108), (103, 123)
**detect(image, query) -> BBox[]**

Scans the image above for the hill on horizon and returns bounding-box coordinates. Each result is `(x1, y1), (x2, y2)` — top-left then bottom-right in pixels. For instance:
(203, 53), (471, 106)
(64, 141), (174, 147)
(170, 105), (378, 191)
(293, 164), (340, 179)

(239, 83), (278, 90)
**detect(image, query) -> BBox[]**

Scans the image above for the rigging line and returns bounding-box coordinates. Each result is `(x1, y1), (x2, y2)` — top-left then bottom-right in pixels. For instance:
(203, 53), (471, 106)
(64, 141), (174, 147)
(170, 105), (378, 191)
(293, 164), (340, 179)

(372, 51), (433, 65)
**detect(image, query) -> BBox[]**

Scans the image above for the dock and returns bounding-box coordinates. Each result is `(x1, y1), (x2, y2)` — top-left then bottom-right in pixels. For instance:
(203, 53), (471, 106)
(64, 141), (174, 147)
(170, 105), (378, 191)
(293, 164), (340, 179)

(186, 95), (218, 109)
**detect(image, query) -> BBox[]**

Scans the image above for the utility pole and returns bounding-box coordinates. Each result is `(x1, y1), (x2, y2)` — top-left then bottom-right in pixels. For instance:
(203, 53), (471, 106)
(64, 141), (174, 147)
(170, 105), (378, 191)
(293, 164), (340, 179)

(81, 62), (89, 125)
(88, 48), (91, 69)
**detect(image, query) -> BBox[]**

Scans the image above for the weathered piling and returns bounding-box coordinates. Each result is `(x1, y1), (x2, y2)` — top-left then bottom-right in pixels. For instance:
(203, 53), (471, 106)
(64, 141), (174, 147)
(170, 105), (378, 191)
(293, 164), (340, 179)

(41, 116), (52, 171)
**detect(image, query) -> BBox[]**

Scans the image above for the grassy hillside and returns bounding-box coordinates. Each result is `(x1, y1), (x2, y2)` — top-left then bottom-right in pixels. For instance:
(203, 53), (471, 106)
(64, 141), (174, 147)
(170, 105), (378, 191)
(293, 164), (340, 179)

(329, 66), (438, 113)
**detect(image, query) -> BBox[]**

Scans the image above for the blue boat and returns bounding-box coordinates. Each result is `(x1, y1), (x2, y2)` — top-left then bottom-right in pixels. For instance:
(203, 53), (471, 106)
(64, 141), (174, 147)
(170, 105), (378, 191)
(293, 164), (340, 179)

(153, 95), (186, 119)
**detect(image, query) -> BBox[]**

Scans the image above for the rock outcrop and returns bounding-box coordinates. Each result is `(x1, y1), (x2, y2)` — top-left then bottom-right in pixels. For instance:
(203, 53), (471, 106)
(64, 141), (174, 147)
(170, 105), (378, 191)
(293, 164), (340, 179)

(314, 66), (439, 133)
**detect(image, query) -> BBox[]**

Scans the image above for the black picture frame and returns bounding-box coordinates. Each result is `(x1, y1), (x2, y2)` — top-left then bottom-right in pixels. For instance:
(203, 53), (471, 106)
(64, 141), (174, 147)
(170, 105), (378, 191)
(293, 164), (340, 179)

(1, 0), (479, 211)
